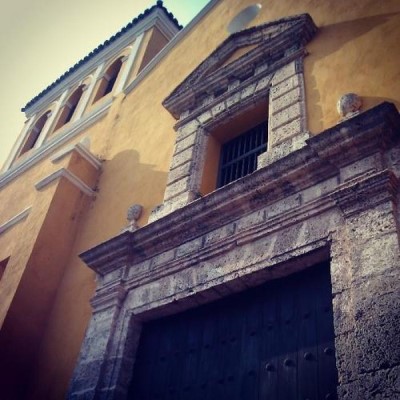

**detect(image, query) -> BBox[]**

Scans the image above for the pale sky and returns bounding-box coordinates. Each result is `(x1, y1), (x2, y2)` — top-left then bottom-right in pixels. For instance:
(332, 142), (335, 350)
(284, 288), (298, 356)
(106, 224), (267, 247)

(0, 0), (210, 168)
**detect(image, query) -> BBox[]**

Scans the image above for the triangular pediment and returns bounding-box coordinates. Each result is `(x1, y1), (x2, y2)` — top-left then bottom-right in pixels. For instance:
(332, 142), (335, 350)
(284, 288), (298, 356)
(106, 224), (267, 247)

(163, 13), (317, 119)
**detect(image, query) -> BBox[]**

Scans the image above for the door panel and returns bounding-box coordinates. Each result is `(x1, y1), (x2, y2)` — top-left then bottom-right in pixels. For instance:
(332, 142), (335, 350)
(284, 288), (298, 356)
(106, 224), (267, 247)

(129, 262), (338, 400)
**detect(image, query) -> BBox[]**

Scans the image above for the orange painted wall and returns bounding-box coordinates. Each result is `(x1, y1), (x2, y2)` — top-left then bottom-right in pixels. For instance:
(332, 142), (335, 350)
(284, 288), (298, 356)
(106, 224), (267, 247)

(0, 1), (399, 398)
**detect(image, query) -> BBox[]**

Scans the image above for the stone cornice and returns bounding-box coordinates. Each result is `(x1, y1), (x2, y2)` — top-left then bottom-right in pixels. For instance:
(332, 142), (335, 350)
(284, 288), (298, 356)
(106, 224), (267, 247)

(163, 13), (317, 119)
(331, 169), (399, 217)
(35, 168), (97, 197)
(80, 102), (400, 276)
(0, 207), (32, 235)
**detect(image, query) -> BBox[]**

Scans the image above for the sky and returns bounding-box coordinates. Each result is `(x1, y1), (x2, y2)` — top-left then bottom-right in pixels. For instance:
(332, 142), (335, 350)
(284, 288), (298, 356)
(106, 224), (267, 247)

(0, 0), (211, 168)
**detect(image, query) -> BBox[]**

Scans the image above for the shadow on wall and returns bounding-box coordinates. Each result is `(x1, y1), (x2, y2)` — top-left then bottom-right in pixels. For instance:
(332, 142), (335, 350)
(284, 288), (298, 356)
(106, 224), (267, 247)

(306, 12), (400, 133)
(94, 148), (169, 234)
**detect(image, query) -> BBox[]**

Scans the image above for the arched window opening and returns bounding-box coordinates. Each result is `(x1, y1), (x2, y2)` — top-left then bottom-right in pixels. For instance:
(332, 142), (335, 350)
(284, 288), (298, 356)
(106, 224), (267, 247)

(19, 112), (50, 156)
(93, 58), (123, 102)
(53, 85), (85, 132)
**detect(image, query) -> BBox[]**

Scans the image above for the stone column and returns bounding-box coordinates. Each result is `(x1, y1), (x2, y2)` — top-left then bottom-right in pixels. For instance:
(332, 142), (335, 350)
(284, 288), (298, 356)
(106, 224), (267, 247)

(330, 170), (400, 399)
(68, 274), (140, 399)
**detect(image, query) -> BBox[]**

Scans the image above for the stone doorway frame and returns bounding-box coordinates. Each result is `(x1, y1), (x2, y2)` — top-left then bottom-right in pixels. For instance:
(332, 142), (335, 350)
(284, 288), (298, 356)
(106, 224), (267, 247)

(69, 103), (400, 399)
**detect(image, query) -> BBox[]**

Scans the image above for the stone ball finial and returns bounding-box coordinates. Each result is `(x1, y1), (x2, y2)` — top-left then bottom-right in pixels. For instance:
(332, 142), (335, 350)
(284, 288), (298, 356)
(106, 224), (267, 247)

(337, 93), (362, 119)
(123, 204), (143, 232)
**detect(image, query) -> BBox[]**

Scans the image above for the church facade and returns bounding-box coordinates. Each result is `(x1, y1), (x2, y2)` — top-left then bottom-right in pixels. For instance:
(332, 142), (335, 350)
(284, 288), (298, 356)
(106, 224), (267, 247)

(0, 1), (399, 399)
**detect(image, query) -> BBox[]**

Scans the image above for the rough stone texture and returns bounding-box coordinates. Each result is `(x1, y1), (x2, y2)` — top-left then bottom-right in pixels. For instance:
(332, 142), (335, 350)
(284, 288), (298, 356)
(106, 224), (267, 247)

(270, 102), (302, 130)
(176, 120), (200, 141)
(271, 61), (296, 85)
(270, 74), (300, 99)
(163, 176), (189, 201)
(270, 86), (301, 114)
(71, 105), (400, 398)
(270, 117), (302, 145)
(258, 130), (309, 167)
(169, 145), (195, 170)
(339, 153), (383, 183)
(173, 131), (198, 155)
(166, 160), (191, 185)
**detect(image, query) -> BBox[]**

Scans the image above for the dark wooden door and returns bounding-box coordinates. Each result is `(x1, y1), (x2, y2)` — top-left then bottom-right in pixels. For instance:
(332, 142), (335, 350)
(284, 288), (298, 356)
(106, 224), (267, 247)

(129, 262), (338, 399)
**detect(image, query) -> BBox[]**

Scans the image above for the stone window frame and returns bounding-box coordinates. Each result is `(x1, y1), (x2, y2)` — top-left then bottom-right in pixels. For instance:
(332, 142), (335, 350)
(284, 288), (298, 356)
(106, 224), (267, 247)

(150, 14), (317, 222)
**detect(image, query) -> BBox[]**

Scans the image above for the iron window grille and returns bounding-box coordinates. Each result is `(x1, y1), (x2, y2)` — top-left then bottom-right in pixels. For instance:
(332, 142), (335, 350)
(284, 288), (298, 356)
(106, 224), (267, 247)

(217, 122), (267, 188)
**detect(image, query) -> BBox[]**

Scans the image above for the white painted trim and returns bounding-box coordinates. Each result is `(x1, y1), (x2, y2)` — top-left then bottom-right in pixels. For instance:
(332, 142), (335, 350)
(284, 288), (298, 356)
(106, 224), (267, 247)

(73, 64), (104, 121)
(2, 117), (35, 172)
(0, 98), (111, 189)
(36, 91), (69, 147)
(51, 142), (102, 170)
(114, 33), (144, 95)
(24, 9), (180, 117)
(0, 207), (32, 235)
(1, 2), (219, 184)
(35, 168), (96, 197)
(125, 0), (220, 95)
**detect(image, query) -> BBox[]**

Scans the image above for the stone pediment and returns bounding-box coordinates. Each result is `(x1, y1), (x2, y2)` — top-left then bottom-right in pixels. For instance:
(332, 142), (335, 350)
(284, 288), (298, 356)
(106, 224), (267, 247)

(163, 13), (317, 119)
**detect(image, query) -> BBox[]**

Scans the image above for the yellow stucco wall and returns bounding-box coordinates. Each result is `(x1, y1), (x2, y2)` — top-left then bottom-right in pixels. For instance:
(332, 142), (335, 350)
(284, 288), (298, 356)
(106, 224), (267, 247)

(0, 0), (399, 398)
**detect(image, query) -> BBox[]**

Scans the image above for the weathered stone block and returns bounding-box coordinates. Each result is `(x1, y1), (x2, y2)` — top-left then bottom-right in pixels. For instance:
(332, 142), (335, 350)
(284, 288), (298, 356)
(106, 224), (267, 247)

(126, 259), (151, 279)
(176, 237), (203, 258)
(332, 290), (354, 336)
(335, 332), (358, 384)
(211, 101), (226, 117)
(339, 154), (382, 183)
(270, 102), (302, 130)
(197, 110), (213, 124)
(271, 61), (296, 85)
(167, 160), (192, 185)
(101, 268), (123, 285)
(301, 176), (339, 204)
(357, 365), (400, 399)
(97, 356), (135, 393)
(235, 209), (265, 233)
(295, 213), (339, 248)
(330, 239), (353, 295)
(240, 83), (257, 99)
(270, 117), (302, 146)
(174, 132), (197, 155)
(271, 88), (301, 117)
(151, 248), (176, 268)
(169, 145), (195, 170)
(164, 177), (189, 200)
(177, 120), (200, 141)
(163, 191), (193, 214)
(271, 223), (303, 258)
(255, 74), (272, 91)
(265, 193), (301, 220)
(226, 91), (241, 108)
(346, 202), (397, 242)
(270, 74), (300, 99)
(203, 222), (236, 246)
(351, 232), (399, 280)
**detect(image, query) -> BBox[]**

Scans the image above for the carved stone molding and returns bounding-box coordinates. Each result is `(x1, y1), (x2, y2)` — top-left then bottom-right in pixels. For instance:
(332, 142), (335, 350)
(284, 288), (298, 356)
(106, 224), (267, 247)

(337, 92), (362, 120)
(83, 102), (400, 273)
(152, 15), (318, 220)
(331, 169), (399, 218)
(71, 102), (400, 399)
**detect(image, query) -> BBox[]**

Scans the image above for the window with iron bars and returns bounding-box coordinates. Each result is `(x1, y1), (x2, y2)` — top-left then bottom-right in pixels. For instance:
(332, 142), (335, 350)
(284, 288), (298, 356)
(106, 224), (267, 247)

(217, 122), (267, 188)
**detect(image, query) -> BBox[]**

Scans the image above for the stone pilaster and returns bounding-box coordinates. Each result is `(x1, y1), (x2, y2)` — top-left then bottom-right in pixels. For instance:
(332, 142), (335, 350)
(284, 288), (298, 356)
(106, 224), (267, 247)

(330, 170), (400, 399)
(68, 278), (139, 399)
